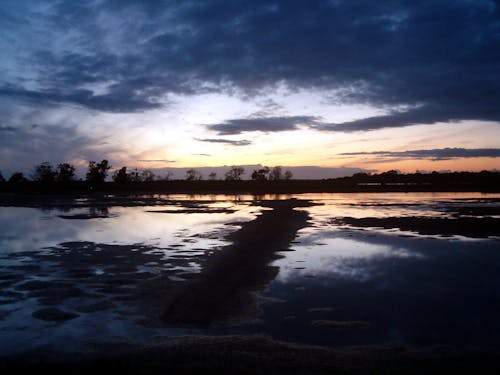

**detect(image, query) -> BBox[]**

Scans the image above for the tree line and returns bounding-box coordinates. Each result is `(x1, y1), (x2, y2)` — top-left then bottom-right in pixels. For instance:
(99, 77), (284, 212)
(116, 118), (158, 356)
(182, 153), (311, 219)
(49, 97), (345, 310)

(0, 160), (294, 184)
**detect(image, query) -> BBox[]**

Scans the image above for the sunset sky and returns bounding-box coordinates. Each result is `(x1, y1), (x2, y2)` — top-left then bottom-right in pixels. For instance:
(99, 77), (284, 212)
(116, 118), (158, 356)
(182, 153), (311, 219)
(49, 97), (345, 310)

(1, 0), (499, 178)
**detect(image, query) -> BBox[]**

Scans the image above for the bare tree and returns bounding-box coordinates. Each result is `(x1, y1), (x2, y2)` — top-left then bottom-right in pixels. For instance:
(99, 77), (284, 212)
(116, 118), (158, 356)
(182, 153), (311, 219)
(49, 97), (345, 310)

(208, 172), (217, 180)
(284, 170), (293, 180)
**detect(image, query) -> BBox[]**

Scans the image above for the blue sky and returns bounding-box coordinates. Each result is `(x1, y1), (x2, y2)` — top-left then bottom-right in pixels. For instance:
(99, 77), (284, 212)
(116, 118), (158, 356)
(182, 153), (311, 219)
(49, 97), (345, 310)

(1, 0), (499, 178)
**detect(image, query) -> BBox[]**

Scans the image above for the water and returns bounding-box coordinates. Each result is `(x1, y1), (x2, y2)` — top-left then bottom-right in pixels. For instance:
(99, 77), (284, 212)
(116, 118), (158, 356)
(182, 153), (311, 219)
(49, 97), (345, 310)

(1, 193), (499, 356)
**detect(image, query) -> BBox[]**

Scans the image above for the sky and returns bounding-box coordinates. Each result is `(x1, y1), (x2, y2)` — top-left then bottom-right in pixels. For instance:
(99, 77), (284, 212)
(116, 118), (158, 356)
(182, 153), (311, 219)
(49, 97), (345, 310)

(0, 0), (499, 178)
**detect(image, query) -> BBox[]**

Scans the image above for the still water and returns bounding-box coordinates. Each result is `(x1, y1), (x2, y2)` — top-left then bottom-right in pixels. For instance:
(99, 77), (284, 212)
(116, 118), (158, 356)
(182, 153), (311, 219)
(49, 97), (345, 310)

(0, 193), (499, 355)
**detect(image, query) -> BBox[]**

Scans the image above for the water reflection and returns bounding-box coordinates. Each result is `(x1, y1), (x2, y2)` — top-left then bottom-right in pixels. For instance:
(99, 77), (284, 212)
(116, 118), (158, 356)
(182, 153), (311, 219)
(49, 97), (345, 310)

(0, 192), (499, 355)
(259, 201), (500, 348)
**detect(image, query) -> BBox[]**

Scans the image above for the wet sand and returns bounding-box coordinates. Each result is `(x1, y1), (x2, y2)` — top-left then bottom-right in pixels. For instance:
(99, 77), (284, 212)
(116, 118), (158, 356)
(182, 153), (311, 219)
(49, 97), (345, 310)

(161, 199), (315, 327)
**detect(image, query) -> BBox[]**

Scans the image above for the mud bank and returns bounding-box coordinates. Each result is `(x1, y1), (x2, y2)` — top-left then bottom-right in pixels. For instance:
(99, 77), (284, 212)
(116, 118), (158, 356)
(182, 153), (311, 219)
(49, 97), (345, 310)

(161, 199), (315, 327)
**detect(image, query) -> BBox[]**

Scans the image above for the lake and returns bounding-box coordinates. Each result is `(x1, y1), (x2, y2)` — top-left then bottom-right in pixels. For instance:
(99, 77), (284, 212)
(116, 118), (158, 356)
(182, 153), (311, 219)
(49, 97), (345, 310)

(1, 192), (499, 356)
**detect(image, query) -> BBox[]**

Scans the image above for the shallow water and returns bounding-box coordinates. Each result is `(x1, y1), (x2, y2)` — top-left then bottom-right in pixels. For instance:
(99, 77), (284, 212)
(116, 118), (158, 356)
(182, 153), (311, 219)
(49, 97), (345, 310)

(0, 192), (499, 355)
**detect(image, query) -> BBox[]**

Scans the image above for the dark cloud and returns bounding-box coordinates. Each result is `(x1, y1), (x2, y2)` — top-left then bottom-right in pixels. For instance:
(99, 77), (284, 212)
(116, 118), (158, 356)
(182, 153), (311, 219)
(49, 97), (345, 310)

(195, 138), (252, 146)
(0, 0), (499, 128)
(0, 84), (162, 113)
(340, 148), (500, 161)
(205, 116), (320, 135)
(0, 125), (16, 132)
(0, 124), (120, 174)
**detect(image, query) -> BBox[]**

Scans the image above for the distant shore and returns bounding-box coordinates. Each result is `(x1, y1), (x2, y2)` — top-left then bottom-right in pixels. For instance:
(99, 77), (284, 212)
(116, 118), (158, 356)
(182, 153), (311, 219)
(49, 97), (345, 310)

(1, 171), (500, 196)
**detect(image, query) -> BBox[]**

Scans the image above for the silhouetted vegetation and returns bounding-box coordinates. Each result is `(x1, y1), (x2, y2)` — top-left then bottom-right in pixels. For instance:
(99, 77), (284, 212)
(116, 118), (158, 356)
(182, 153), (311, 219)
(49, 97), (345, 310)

(112, 167), (129, 183)
(225, 166), (245, 181)
(250, 166), (293, 181)
(1, 161), (499, 194)
(113, 167), (156, 183)
(186, 169), (202, 181)
(32, 162), (76, 184)
(251, 166), (270, 181)
(55, 163), (76, 182)
(86, 160), (110, 184)
(8, 172), (28, 183)
(32, 162), (56, 183)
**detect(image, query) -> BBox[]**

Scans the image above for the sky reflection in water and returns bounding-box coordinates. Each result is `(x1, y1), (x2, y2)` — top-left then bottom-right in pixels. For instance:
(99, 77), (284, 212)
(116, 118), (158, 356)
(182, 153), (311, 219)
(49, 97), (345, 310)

(0, 192), (499, 355)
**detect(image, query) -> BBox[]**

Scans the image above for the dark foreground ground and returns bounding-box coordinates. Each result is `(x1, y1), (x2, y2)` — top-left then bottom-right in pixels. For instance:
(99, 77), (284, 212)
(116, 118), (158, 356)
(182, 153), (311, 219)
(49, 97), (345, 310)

(2, 335), (499, 374)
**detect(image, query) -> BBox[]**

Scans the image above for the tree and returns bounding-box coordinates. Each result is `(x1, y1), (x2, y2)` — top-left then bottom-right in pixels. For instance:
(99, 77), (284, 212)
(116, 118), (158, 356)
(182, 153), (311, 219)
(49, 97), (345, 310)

(186, 169), (202, 180)
(225, 166), (245, 181)
(86, 160), (111, 183)
(55, 163), (75, 182)
(284, 170), (293, 180)
(8, 172), (28, 183)
(32, 162), (56, 183)
(251, 167), (270, 181)
(208, 172), (217, 180)
(128, 168), (141, 182)
(269, 166), (283, 180)
(0, 171), (5, 183)
(140, 169), (155, 182)
(163, 171), (174, 181)
(112, 167), (130, 183)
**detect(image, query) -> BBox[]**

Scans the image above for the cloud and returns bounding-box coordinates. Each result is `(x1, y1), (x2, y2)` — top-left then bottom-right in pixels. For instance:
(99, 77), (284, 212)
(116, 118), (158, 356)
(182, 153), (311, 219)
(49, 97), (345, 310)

(0, 124), (121, 174)
(340, 148), (500, 161)
(0, 125), (16, 132)
(195, 137), (252, 146)
(0, 84), (162, 113)
(137, 159), (176, 163)
(0, 0), (497, 128)
(316, 105), (500, 132)
(205, 116), (321, 135)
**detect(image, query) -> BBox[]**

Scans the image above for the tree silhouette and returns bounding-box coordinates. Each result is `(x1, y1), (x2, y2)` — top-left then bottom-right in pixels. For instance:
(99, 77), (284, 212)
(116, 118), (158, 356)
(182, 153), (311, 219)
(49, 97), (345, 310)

(55, 163), (76, 182)
(225, 166), (245, 180)
(186, 169), (202, 180)
(128, 168), (141, 182)
(163, 171), (173, 181)
(208, 172), (217, 180)
(269, 166), (282, 180)
(112, 167), (130, 183)
(251, 167), (270, 181)
(86, 160), (111, 183)
(0, 171), (5, 183)
(32, 162), (56, 183)
(140, 170), (155, 182)
(8, 172), (27, 183)
(284, 170), (293, 180)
